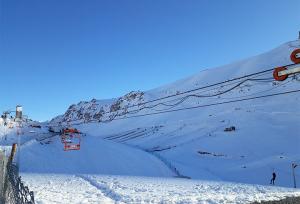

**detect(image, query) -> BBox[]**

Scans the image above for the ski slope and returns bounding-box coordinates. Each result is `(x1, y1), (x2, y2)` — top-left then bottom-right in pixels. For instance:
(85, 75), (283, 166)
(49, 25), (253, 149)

(47, 40), (300, 187)
(21, 174), (300, 204)
(19, 135), (173, 177)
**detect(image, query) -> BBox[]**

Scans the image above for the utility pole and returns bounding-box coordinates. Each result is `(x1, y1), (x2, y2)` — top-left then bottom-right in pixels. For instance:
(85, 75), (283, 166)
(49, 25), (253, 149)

(292, 163), (298, 188)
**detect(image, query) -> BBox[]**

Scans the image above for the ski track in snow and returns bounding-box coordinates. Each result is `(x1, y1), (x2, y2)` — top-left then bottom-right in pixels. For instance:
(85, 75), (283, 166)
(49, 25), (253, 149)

(76, 174), (123, 203)
(21, 174), (115, 204)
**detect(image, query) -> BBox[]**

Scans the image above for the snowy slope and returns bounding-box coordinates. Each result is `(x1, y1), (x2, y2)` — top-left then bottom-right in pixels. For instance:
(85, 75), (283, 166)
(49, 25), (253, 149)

(21, 174), (300, 204)
(46, 39), (300, 188)
(19, 135), (173, 177)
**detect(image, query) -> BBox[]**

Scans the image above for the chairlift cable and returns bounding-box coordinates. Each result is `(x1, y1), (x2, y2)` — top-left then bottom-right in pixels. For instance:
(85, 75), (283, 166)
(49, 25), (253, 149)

(49, 62), (298, 126)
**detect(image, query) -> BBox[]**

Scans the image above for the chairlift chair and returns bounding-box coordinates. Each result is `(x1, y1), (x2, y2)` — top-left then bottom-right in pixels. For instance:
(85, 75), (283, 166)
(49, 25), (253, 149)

(61, 128), (81, 151)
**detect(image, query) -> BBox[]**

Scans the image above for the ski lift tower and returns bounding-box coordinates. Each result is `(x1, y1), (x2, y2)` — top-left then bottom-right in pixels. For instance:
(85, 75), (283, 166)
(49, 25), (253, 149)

(15, 105), (23, 122)
(2, 110), (14, 127)
(14, 105), (23, 141)
(2, 111), (10, 122)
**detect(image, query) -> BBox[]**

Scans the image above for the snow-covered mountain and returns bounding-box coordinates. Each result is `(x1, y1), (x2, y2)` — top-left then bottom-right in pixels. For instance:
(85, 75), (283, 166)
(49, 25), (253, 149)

(51, 40), (300, 127)
(1, 39), (300, 204)
(51, 91), (145, 124)
(45, 39), (300, 188)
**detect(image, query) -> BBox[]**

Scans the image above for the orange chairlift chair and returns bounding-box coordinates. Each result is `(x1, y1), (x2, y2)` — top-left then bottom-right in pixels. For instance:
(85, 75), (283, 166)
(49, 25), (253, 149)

(61, 128), (81, 151)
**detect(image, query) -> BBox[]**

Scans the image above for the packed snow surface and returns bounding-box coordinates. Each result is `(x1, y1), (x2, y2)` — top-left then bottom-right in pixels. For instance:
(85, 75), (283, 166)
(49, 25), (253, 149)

(22, 174), (300, 204)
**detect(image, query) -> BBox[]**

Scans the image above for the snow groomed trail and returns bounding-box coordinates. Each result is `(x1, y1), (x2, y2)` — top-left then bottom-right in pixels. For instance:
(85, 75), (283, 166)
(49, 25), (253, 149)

(76, 175), (123, 203)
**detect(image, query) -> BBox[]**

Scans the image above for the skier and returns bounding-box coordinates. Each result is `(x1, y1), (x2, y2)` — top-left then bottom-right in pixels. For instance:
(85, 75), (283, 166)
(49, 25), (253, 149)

(270, 172), (276, 185)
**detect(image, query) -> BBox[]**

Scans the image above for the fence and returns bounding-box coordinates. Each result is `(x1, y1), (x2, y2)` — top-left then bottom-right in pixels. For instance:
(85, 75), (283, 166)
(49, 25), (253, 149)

(0, 150), (35, 204)
(0, 151), (7, 204)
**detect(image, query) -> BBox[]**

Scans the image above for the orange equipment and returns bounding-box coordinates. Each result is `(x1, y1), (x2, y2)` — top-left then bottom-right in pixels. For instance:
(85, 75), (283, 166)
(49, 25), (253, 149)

(61, 128), (81, 151)
(290, 49), (300, 64)
(273, 66), (288, 81)
(273, 49), (300, 81)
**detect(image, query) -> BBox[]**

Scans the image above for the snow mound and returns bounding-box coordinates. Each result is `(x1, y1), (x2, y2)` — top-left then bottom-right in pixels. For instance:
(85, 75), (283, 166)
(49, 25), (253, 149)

(19, 135), (173, 177)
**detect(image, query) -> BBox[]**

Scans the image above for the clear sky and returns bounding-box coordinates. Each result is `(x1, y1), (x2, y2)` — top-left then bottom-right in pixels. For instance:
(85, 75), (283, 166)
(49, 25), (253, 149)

(0, 0), (299, 121)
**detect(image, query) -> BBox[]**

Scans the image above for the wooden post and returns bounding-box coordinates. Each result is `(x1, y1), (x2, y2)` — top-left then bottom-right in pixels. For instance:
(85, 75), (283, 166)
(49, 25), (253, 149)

(292, 163), (298, 188)
(9, 144), (17, 163)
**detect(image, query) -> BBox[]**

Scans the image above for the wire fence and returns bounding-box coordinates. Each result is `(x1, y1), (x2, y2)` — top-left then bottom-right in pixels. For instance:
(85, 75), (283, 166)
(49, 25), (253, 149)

(0, 151), (7, 204)
(0, 151), (35, 204)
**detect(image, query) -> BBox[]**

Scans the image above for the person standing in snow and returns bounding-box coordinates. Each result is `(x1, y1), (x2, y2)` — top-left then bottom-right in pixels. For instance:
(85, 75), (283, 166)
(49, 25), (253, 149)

(270, 172), (276, 185)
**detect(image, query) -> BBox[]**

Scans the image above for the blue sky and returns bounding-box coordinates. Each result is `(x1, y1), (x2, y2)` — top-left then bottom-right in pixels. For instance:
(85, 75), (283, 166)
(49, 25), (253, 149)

(0, 0), (299, 121)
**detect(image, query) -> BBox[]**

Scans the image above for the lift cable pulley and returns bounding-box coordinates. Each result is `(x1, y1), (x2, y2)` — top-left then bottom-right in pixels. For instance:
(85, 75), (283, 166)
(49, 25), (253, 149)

(273, 49), (300, 81)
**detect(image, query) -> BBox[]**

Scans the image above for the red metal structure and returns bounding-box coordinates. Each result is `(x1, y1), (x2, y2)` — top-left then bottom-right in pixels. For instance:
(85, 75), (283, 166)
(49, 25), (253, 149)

(273, 49), (300, 81)
(290, 49), (300, 64)
(61, 128), (81, 151)
(273, 66), (288, 81)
